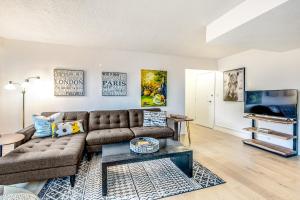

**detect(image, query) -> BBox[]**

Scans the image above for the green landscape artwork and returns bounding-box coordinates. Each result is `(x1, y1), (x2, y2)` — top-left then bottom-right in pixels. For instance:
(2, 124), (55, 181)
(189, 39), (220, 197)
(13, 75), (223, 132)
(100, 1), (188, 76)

(141, 69), (167, 107)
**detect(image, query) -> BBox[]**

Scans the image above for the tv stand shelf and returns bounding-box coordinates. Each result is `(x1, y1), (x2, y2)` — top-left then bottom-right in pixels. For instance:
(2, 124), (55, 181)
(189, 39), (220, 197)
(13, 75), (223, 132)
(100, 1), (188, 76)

(243, 139), (297, 157)
(243, 114), (298, 157)
(244, 115), (297, 124)
(243, 127), (296, 140)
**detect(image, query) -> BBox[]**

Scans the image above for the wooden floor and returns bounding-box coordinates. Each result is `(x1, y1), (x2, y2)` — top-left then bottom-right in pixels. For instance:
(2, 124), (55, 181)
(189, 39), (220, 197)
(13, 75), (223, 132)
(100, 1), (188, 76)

(166, 124), (300, 200)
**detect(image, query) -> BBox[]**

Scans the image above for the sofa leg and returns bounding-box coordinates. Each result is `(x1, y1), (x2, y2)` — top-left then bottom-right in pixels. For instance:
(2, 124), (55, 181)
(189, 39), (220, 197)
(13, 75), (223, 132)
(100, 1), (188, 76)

(0, 185), (4, 196)
(70, 175), (76, 187)
(87, 152), (92, 161)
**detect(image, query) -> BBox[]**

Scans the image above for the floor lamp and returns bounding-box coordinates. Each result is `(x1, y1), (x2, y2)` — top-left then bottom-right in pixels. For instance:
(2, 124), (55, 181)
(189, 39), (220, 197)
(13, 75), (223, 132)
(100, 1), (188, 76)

(4, 76), (40, 128)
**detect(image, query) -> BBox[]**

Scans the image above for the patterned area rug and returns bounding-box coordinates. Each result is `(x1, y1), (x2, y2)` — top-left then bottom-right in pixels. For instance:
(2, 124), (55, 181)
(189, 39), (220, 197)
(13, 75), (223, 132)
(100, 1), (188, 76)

(38, 153), (225, 200)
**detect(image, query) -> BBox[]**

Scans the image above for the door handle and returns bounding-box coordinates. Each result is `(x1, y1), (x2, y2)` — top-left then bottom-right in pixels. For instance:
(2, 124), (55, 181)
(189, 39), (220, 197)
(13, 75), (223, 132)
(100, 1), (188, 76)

(208, 100), (212, 103)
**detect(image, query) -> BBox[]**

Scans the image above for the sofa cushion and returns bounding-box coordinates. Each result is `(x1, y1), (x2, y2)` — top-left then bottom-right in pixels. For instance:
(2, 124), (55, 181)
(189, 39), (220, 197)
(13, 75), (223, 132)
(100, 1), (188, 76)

(0, 133), (86, 175)
(42, 112), (89, 132)
(86, 128), (134, 146)
(86, 144), (102, 153)
(89, 110), (129, 131)
(130, 127), (174, 138)
(128, 108), (161, 128)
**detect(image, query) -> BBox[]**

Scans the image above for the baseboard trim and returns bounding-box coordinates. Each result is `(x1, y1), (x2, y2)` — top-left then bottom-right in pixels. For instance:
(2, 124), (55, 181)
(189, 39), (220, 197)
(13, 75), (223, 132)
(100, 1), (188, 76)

(213, 125), (249, 139)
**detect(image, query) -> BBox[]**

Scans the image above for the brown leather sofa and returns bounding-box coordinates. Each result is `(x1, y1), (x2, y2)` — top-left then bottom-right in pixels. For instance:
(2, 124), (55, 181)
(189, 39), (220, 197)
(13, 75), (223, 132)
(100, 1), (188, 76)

(0, 109), (175, 187)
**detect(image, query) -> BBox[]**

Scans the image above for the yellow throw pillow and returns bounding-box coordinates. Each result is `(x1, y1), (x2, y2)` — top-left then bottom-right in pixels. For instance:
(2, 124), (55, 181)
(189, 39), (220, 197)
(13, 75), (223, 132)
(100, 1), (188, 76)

(51, 122), (57, 138)
(53, 120), (84, 138)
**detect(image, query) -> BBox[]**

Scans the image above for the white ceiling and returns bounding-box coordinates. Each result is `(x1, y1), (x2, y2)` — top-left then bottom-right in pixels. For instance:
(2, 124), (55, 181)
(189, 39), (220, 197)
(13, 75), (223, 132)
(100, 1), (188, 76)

(0, 0), (245, 59)
(1, 0), (299, 59)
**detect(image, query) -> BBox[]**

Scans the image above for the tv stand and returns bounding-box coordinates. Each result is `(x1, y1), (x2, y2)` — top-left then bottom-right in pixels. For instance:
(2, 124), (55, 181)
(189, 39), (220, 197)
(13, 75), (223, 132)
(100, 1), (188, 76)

(243, 114), (298, 157)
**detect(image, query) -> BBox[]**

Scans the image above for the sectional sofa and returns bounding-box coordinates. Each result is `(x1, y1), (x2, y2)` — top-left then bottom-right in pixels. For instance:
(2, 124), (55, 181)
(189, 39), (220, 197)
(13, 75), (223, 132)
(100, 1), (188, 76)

(0, 109), (175, 186)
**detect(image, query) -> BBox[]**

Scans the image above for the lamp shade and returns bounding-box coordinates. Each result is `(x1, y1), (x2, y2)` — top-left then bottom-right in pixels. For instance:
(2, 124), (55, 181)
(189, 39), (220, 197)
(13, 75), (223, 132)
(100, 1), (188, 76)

(4, 81), (16, 90)
(21, 81), (29, 88)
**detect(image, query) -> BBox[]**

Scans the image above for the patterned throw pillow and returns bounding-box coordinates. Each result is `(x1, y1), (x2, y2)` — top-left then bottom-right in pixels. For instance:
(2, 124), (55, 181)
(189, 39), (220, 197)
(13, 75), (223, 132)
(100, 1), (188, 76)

(143, 111), (167, 127)
(52, 120), (84, 138)
(32, 113), (64, 138)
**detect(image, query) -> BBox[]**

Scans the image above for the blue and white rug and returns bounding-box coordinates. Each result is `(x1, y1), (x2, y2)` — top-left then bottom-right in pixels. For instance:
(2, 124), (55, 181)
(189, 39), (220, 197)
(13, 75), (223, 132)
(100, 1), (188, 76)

(38, 153), (225, 199)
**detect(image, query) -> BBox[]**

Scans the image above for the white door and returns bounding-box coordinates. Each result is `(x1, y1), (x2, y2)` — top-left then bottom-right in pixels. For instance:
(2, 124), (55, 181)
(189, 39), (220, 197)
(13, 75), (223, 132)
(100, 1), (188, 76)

(195, 72), (215, 128)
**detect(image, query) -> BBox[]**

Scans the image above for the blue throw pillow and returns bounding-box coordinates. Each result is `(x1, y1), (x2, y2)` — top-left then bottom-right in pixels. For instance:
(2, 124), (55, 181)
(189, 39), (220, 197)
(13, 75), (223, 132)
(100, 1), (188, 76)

(32, 113), (64, 138)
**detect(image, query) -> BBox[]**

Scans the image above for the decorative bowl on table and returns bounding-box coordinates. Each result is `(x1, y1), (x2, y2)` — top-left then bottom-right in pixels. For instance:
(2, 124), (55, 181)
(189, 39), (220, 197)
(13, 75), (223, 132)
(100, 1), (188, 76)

(130, 137), (159, 154)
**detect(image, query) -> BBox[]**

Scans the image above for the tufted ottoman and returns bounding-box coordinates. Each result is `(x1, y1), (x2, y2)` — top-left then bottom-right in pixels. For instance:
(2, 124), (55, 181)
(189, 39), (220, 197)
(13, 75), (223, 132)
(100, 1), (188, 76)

(0, 133), (86, 186)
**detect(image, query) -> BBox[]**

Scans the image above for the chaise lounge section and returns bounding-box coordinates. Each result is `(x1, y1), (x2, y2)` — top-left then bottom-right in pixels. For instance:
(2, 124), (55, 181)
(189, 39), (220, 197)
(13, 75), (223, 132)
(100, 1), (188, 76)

(0, 111), (89, 186)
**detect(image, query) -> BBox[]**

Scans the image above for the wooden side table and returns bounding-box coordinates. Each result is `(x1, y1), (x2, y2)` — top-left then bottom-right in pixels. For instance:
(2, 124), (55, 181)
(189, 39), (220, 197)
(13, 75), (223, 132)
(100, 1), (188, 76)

(167, 116), (194, 145)
(0, 133), (25, 157)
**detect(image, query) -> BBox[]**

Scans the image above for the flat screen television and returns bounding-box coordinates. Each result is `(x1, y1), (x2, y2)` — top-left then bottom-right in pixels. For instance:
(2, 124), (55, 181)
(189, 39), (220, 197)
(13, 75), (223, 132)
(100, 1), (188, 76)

(244, 89), (298, 119)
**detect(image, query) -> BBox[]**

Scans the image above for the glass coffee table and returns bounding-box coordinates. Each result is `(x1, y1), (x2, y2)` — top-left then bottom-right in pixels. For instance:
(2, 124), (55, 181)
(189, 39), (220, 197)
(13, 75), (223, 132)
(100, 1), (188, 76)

(101, 139), (193, 196)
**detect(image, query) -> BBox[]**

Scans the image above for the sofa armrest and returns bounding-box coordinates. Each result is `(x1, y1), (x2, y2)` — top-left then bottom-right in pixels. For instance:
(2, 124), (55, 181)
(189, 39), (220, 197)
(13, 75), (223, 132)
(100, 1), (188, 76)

(166, 118), (177, 140)
(15, 125), (36, 147)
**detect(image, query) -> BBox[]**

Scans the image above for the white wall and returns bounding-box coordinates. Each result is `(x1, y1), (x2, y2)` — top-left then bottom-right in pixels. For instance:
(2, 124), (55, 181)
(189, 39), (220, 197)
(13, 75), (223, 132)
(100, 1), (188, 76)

(216, 49), (300, 150)
(185, 69), (197, 119)
(0, 38), (217, 133)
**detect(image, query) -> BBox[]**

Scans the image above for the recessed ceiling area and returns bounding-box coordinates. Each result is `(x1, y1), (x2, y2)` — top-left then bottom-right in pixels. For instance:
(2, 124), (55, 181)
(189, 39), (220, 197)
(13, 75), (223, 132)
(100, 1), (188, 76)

(206, 0), (289, 42)
(207, 0), (300, 52)
(0, 0), (299, 58)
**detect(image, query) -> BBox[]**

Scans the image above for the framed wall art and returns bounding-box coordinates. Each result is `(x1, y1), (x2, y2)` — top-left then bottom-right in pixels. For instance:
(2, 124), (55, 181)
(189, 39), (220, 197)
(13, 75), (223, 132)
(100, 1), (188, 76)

(54, 69), (84, 96)
(223, 67), (245, 102)
(102, 72), (127, 96)
(141, 69), (167, 107)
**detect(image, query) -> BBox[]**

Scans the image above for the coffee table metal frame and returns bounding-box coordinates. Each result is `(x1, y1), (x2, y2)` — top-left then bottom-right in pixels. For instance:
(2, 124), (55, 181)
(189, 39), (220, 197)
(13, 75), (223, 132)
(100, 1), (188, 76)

(101, 139), (193, 196)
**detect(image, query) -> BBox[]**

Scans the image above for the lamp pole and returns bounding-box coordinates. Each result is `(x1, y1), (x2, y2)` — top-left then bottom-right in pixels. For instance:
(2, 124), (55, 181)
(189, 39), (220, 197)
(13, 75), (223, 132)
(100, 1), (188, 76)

(4, 76), (40, 129)
(22, 89), (25, 128)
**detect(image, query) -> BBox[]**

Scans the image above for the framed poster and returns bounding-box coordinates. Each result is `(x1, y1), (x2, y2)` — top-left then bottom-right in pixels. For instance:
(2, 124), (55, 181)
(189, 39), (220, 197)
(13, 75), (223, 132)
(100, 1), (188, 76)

(54, 69), (84, 96)
(223, 67), (245, 102)
(102, 72), (127, 96)
(141, 69), (167, 107)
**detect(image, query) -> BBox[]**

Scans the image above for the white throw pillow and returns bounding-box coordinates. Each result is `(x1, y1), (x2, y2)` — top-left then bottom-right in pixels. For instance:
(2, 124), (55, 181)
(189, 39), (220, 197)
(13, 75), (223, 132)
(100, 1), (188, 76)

(143, 111), (167, 127)
(52, 120), (84, 138)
